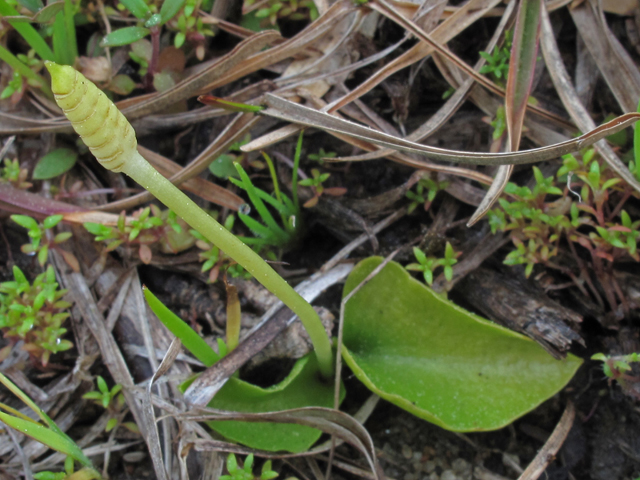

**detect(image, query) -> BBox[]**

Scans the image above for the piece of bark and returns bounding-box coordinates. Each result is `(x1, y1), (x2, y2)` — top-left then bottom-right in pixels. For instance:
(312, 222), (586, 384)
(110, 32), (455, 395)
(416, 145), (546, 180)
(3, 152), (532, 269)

(458, 267), (584, 358)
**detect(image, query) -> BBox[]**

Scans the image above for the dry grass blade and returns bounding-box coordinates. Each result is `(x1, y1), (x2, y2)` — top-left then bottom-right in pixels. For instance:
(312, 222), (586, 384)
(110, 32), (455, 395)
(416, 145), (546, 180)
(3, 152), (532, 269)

(197, 0), (359, 94)
(569, 1), (640, 112)
(0, 183), (84, 217)
(140, 339), (183, 480)
(517, 403), (575, 480)
(332, 0), (516, 163)
(257, 93), (639, 165)
(369, 0), (507, 99)
(58, 268), (177, 480)
(540, 4), (640, 195)
(468, 165), (513, 226)
(468, 0), (542, 225)
(326, 0), (502, 113)
(121, 31), (281, 120)
(505, 0), (542, 153)
(182, 406), (380, 479)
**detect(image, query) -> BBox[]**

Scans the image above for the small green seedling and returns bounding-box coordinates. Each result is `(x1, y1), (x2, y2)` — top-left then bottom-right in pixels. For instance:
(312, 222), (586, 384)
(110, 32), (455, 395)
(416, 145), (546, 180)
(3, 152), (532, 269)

(220, 454), (278, 480)
(1, 71), (24, 101)
(33, 456), (102, 480)
(84, 206), (188, 264)
(82, 376), (126, 432)
(0, 265), (73, 366)
(308, 147), (336, 165)
(406, 177), (449, 213)
(479, 30), (512, 82)
(592, 352), (640, 391)
(0, 158), (32, 189)
(405, 242), (460, 286)
(11, 214), (76, 269)
(490, 105), (507, 141)
(190, 214), (251, 283)
(298, 168), (346, 208)
(250, 0), (318, 26)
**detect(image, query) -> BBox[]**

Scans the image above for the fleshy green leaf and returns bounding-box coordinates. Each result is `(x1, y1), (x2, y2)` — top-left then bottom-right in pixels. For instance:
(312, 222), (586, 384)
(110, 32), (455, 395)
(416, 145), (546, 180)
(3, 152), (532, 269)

(205, 354), (344, 453)
(33, 148), (77, 180)
(101, 26), (150, 47)
(160, 0), (186, 24)
(118, 0), (150, 19)
(342, 257), (582, 431)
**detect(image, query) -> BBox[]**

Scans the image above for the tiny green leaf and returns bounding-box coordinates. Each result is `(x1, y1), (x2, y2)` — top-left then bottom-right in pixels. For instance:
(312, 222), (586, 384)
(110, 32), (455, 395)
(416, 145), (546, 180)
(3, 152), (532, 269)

(101, 26), (150, 47)
(33, 148), (77, 180)
(160, 0), (186, 24)
(118, 0), (150, 19)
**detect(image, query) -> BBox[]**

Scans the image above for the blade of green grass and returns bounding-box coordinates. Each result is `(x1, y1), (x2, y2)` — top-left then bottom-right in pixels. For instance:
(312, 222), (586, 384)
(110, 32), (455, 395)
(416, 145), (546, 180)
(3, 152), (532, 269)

(119, 0), (150, 19)
(63, 0), (78, 61)
(52, 12), (73, 65)
(0, 0), (54, 61)
(292, 131), (304, 212)
(233, 163), (289, 242)
(143, 287), (220, 367)
(0, 412), (92, 466)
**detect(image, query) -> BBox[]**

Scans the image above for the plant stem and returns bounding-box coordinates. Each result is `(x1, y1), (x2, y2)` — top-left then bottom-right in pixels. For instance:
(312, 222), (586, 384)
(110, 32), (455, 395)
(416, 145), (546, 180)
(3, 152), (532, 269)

(64, 0), (78, 61)
(123, 150), (334, 378)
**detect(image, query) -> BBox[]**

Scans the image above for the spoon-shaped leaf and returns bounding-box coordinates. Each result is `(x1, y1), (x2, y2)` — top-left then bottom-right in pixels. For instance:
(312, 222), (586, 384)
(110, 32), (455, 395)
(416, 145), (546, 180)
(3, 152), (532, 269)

(206, 354), (344, 453)
(342, 257), (582, 431)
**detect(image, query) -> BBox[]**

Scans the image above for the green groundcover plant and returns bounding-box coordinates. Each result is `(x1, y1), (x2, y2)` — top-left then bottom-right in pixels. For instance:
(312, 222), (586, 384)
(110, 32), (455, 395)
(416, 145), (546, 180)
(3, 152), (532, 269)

(44, 61), (584, 454)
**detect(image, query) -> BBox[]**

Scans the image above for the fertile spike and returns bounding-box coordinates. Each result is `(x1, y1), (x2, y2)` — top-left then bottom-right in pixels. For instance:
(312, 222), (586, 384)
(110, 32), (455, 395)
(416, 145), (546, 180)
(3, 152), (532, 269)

(45, 61), (137, 173)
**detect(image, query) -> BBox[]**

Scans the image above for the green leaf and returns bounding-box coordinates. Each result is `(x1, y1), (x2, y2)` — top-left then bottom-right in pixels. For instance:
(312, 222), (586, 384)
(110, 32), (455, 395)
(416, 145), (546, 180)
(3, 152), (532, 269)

(101, 26), (150, 47)
(11, 214), (39, 230)
(31, 1), (64, 22)
(16, 0), (44, 12)
(205, 354), (344, 453)
(342, 257), (582, 431)
(143, 287), (220, 367)
(0, 412), (91, 466)
(118, 0), (150, 19)
(144, 13), (161, 27)
(160, 0), (186, 24)
(33, 148), (77, 180)
(43, 214), (63, 229)
(209, 154), (239, 179)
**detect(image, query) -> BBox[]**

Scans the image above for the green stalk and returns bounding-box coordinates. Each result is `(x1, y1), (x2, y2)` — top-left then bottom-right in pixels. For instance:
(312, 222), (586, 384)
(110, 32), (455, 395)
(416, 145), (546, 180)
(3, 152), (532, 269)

(124, 151), (334, 378)
(292, 130), (304, 212)
(261, 152), (289, 230)
(64, 0), (78, 61)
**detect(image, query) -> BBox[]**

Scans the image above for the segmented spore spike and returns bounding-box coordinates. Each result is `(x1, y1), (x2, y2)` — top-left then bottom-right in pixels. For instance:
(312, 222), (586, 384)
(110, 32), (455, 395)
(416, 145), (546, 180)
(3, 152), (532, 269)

(45, 61), (137, 173)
